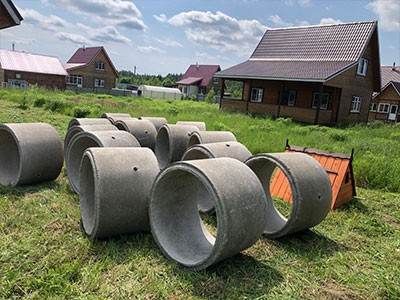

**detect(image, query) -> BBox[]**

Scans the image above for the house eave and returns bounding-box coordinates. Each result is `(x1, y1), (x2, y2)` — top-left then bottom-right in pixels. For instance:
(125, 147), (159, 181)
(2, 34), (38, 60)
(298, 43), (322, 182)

(214, 73), (325, 83)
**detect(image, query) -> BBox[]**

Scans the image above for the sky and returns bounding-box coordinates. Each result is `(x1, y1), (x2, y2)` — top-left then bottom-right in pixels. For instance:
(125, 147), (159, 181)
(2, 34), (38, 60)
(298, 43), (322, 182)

(1, 0), (399, 75)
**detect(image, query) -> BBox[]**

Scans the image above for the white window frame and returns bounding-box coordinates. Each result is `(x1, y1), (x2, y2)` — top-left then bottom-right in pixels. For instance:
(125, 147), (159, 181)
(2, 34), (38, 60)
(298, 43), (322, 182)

(370, 102), (377, 112)
(95, 61), (105, 71)
(350, 96), (362, 113)
(312, 92), (329, 110)
(357, 58), (368, 76)
(287, 90), (296, 106)
(66, 74), (83, 85)
(94, 79), (105, 87)
(378, 103), (390, 113)
(250, 88), (263, 103)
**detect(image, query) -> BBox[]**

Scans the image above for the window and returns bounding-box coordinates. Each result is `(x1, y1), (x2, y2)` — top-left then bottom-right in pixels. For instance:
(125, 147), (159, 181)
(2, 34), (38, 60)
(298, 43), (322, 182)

(370, 102), (377, 112)
(213, 77), (219, 84)
(350, 96), (362, 113)
(94, 79), (105, 87)
(312, 92), (329, 110)
(378, 103), (390, 113)
(357, 58), (368, 76)
(250, 88), (263, 103)
(95, 61), (105, 70)
(66, 74), (82, 85)
(287, 90), (296, 106)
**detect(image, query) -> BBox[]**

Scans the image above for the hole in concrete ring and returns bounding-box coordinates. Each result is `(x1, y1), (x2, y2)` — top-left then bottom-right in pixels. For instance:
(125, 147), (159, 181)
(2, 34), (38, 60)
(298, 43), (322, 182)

(225, 143), (231, 147)
(133, 167), (138, 172)
(0, 129), (20, 185)
(80, 154), (96, 236)
(111, 136), (116, 139)
(145, 130), (148, 134)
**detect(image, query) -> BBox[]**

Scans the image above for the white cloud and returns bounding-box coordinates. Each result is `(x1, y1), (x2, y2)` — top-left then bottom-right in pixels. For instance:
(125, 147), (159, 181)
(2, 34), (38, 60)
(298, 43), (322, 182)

(91, 26), (131, 44)
(153, 14), (168, 23)
(57, 32), (91, 45)
(137, 46), (164, 54)
(41, 0), (146, 30)
(18, 8), (67, 31)
(367, 0), (400, 31)
(319, 18), (343, 25)
(156, 39), (183, 48)
(298, 0), (312, 7)
(166, 11), (267, 57)
(269, 15), (293, 27)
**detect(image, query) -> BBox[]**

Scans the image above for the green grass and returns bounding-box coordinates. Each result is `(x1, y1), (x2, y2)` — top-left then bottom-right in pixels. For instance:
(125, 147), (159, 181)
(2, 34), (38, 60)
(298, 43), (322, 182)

(1, 88), (399, 299)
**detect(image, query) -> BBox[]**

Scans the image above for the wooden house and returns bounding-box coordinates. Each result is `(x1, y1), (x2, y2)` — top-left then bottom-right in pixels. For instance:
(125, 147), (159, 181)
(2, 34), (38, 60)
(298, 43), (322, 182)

(270, 143), (356, 209)
(368, 65), (400, 123)
(177, 64), (222, 98)
(0, 0), (23, 30)
(216, 21), (381, 125)
(0, 49), (68, 89)
(65, 46), (118, 92)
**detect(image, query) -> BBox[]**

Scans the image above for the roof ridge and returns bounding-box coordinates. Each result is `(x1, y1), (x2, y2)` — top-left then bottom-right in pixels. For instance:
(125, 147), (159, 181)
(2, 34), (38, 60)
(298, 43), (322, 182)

(0, 48), (60, 59)
(267, 20), (377, 31)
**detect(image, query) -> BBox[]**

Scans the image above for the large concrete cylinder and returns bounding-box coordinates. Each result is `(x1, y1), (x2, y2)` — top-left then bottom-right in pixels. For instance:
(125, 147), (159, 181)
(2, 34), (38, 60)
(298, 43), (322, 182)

(67, 118), (111, 130)
(176, 121), (206, 131)
(64, 124), (118, 154)
(138, 117), (167, 131)
(245, 153), (332, 239)
(0, 123), (63, 186)
(149, 158), (267, 270)
(188, 131), (236, 147)
(155, 124), (198, 169)
(65, 130), (140, 193)
(182, 141), (252, 162)
(114, 119), (157, 151)
(101, 113), (135, 124)
(80, 147), (160, 239)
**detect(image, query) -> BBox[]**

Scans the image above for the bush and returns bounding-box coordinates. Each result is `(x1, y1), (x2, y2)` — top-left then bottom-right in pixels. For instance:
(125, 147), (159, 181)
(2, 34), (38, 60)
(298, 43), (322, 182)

(73, 106), (92, 118)
(46, 99), (68, 113)
(33, 97), (46, 107)
(17, 97), (29, 110)
(205, 88), (215, 104)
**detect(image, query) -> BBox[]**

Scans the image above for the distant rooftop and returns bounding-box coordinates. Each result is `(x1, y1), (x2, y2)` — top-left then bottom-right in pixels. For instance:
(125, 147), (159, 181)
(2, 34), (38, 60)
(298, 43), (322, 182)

(177, 65), (221, 87)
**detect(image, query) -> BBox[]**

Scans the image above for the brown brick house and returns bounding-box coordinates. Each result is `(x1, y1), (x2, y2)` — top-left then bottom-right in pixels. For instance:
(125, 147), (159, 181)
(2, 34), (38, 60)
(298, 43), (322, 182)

(0, 49), (68, 89)
(0, 0), (23, 29)
(177, 64), (222, 99)
(65, 46), (118, 92)
(369, 65), (400, 123)
(216, 21), (381, 125)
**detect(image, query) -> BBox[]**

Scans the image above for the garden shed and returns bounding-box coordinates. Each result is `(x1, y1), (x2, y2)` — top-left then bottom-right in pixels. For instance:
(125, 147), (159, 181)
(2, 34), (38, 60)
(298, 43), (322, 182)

(270, 142), (356, 209)
(138, 85), (182, 100)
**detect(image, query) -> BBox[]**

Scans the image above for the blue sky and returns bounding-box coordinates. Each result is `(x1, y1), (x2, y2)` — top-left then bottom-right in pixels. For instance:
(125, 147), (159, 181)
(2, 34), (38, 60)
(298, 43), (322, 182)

(1, 0), (399, 75)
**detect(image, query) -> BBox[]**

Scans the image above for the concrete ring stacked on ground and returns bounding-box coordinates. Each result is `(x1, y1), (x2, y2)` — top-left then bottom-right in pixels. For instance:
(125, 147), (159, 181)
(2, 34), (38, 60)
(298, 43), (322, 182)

(155, 124), (199, 169)
(65, 130), (140, 193)
(187, 131), (237, 147)
(79, 147), (160, 239)
(149, 158), (268, 270)
(101, 113), (135, 124)
(114, 119), (157, 151)
(67, 118), (112, 130)
(138, 117), (167, 131)
(182, 141), (252, 162)
(245, 153), (332, 238)
(64, 124), (119, 154)
(0, 123), (63, 186)
(176, 121), (206, 131)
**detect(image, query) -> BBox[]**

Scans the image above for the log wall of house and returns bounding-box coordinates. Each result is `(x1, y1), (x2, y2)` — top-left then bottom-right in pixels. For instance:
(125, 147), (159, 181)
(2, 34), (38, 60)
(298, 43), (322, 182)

(369, 85), (400, 122)
(3, 70), (66, 89)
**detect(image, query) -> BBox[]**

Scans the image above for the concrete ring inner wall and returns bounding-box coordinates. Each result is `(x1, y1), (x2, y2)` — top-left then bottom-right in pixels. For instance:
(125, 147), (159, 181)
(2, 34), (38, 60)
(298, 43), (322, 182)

(0, 129), (20, 185)
(80, 152), (97, 235)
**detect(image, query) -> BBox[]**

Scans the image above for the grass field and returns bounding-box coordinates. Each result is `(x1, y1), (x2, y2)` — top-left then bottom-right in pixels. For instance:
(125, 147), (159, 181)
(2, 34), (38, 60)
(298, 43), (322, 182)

(0, 88), (399, 299)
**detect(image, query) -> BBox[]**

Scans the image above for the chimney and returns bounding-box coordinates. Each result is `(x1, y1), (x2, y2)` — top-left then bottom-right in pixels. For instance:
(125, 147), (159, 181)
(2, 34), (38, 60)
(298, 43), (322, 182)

(393, 62), (396, 71)
(12, 43), (15, 51)
(83, 45), (86, 51)
(196, 62), (199, 70)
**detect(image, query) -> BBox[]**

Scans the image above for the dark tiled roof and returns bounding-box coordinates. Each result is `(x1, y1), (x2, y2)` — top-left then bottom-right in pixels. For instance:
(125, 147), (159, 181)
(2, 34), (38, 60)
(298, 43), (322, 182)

(176, 77), (202, 85)
(217, 21), (378, 82)
(178, 65), (221, 87)
(67, 46), (102, 64)
(380, 66), (400, 87)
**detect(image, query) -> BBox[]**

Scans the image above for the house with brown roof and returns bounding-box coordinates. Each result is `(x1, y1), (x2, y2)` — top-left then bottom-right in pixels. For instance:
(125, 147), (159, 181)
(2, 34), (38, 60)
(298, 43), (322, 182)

(0, 49), (68, 89)
(177, 64), (221, 99)
(0, 0), (23, 30)
(216, 21), (381, 125)
(65, 46), (118, 92)
(369, 64), (400, 123)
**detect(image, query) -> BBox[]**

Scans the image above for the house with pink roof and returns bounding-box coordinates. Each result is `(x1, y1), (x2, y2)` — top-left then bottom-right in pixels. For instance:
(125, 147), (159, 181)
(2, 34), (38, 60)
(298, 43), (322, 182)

(65, 46), (118, 92)
(177, 64), (221, 99)
(216, 21), (381, 125)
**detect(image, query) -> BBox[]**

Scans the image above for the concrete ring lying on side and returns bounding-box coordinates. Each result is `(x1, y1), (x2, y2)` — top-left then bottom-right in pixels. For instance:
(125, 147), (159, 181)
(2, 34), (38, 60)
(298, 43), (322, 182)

(64, 124), (118, 154)
(188, 131), (237, 147)
(67, 118), (111, 130)
(182, 141), (253, 213)
(138, 117), (167, 131)
(0, 123), (63, 186)
(114, 119), (157, 151)
(155, 124), (199, 170)
(149, 158), (267, 270)
(80, 147), (160, 239)
(176, 121), (206, 131)
(245, 153), (332, 239)
(101, 113), (135, 124)
(65, 130), (140, 194)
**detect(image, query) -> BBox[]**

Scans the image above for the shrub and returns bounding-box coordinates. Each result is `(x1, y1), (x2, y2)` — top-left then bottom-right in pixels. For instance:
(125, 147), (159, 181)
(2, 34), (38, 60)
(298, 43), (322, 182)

(46, 99), (67, 113)
(33, 97), (46, 107)
(205, 88), (215, 104)
(73, 106), (92, 118)
(17, 97), (29, 110)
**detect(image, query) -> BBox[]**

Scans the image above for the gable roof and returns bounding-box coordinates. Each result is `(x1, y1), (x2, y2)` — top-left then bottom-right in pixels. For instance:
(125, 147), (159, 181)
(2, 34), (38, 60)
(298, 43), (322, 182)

(66, 46), (118, 76)
(217, 21), (379, 83)
(380, 66), (400, 87)
(0, 49), (68, 76)
(177, 65), (221, 87)
(0, 0), (23, 29)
